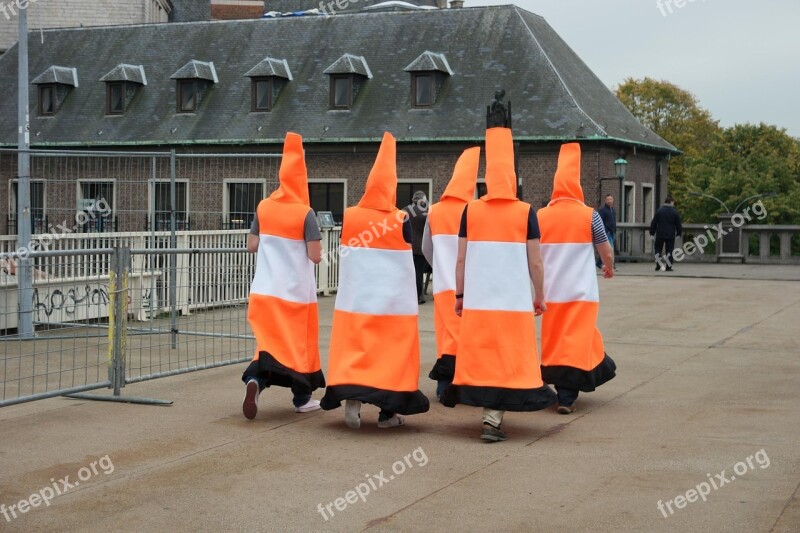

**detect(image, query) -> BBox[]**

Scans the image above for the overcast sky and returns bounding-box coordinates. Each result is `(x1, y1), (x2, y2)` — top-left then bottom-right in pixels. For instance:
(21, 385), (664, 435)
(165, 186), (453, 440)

(474, 0), (800, 138)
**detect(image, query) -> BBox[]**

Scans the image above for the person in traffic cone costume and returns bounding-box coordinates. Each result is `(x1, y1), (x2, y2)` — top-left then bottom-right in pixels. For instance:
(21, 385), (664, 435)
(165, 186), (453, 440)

(421, 147), (480, 400)
(537, 143), (617, 414)
(321, 132), (430, 429)
(241, 132), (325, 419)
(442, 128), (556, 442)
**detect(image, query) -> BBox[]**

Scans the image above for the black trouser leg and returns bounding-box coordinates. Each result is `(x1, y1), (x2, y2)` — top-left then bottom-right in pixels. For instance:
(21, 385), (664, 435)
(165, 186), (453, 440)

(413, 254), (426, 299)
(664, 238), (676, 268)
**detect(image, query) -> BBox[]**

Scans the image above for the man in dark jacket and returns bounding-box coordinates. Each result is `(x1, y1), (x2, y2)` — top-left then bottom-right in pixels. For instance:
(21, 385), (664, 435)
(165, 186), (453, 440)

(596, 194), (617, 269)
(404, 191), (430, 303)
(649, 196), (682, 271)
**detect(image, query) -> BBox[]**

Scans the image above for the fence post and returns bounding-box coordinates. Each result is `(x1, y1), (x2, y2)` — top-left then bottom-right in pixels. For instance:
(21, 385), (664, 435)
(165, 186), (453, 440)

(109, 246), (131, 396)
(169, 150), (178, 349)
(319, 229), (330, 296)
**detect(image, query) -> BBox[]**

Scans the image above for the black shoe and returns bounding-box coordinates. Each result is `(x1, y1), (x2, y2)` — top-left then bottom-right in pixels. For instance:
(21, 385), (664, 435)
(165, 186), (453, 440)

(480, 423), (508, 442)
(655, 264), (660, 271)
(666, 267), (673, 272)
(418, 297), (426, 304)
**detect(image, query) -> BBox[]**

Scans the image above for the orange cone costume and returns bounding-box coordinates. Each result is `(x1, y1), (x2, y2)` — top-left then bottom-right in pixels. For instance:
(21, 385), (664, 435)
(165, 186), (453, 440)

(442, 128), (556, 411)
(321, 133), (430, 415)
(242, 132), (325, 391)
(427, 147), (479, 383)
(537, 143), (616, 391)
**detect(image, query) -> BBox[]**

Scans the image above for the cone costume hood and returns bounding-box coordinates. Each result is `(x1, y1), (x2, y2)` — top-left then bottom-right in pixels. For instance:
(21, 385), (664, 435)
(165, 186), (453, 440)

(242, 132), (325, 391)
(321, 133), (430, 415)
(442, 128), (556, 411)
(537, 143), (616, 391)
(427, 147), (479, 382)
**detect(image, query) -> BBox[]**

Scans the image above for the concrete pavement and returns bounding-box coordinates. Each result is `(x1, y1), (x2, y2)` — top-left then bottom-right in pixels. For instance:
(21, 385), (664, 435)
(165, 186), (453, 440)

(0, 264), (798, 532)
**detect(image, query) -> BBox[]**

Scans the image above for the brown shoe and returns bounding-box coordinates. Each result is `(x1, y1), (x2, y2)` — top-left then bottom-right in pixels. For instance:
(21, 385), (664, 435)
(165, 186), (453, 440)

(243, 380), (259, 420)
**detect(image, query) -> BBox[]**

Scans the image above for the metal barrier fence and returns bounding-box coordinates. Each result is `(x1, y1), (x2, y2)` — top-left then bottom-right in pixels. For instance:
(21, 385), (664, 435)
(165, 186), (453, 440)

(1, 148), (344, 407)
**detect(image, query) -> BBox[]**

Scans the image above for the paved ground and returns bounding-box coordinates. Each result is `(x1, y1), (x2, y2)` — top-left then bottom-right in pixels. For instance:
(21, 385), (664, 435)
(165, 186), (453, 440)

(0, 264), (798, 532)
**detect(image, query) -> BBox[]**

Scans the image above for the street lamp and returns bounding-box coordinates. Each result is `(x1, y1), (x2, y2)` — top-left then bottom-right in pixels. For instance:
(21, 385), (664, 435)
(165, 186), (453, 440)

(733, 192), (777, 215)
(614, 158), (628, 180)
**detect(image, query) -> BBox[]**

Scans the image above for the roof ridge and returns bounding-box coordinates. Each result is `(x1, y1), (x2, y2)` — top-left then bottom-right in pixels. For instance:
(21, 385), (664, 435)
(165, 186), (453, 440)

(512, 5), (607, 137)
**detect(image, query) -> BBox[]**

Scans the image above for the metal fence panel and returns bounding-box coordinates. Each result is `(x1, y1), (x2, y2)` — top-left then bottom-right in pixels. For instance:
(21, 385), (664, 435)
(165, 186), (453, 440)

(0, 148), (347, 407)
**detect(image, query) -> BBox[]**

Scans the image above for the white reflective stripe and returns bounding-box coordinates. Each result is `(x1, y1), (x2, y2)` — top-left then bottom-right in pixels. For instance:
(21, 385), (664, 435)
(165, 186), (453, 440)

(463, 241), (532, 311)
(541, 243), (599, 303)
(250, 235), (317, 304)
(335, 246), (418, 316)
(432, 234), (458, 294)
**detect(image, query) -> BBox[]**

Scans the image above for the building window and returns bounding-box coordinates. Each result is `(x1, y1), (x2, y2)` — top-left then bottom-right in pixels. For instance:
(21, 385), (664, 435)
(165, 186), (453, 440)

(8, 180), (46, 234)
(78, 181), (116, 233)
(39, 84), (56, 116)
(178, 80), (198, 113)
(309, 181), (345, 225)
(330, 75), (353, 110)
(396, 182), (431, 210)
(476, 181), (487, 198)
(412, 73), (434, 107)
(224, 181), (264, 229)
(150, 181), (189, 231)
(252, 77), (273, 112)
(106, 82), (126, 115)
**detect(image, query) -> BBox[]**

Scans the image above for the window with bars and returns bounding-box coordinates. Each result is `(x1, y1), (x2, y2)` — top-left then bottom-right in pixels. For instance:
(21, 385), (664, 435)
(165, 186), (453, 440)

(224, 181), (264, 229)
(8, 181), (47, 234)
(309, 182), (345, 225)
(78, 181), (115, 233)
(150, 181), (189, 230)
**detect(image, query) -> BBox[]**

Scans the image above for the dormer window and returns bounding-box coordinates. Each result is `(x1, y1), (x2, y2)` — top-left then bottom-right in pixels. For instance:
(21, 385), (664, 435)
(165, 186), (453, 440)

(170, 60), (218, 114)
(39, 84), (56, 116)
(331, 74), (353, 109)
(244, 58), (292, 113)
(100, 64), (147, 115)
(404, 51), (453, 108)
(324, 54), (372, 111)
(32, 66), (78, 117)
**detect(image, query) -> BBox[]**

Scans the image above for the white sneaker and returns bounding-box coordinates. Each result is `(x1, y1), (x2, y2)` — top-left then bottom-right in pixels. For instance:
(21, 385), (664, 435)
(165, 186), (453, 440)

(344, 400), (362, 429)
(242, 380), (259, 420)
(294, 399), (321, 413)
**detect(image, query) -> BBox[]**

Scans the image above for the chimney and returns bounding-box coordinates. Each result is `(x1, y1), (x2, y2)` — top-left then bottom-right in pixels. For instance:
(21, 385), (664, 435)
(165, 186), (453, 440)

(449, 0), (464, 8)
(436, 0), (447, 8)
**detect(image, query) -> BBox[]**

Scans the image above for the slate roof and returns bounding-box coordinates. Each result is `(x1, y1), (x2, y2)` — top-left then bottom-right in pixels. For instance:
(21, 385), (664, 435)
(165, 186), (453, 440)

(99, 64), (148, 85)
(0, 5), (677, 152)
(244, 58), (293, 80)
(323, 54), (372, 78)
(30, 66), (79, 87)
(404, 51), (453, 75)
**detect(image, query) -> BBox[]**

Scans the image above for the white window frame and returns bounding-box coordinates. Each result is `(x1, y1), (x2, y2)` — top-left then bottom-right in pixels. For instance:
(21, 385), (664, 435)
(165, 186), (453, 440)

(9, 179), (47, 216)
(222, 178), (266, 227)
(77, 179), (116, 229)
(622, 180), (636, 223)
(308, 178), (347, 221)
(642, 183), (655, 254)
(148, 179), (190, 230)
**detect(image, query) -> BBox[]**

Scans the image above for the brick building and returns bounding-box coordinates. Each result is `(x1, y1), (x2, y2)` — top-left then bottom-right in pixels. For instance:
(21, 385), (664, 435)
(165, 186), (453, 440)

(0, 2), (677, 236)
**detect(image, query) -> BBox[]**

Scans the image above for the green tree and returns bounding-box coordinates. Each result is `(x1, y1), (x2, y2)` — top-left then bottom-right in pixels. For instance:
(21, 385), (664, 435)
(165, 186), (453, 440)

(615, 78), (800, 224)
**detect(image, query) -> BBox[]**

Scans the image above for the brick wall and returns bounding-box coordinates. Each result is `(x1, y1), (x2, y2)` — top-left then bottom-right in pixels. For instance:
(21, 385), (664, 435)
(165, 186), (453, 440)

(0, 142), (665, 235)
(211, 0), (264, 20)
(0, 0), (170, 53)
